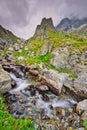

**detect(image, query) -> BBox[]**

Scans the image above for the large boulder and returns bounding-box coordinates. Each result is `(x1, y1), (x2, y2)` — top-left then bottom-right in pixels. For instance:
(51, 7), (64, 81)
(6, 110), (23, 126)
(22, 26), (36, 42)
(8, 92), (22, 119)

(76, 100), (87, 112)
(41, 69), (69, 94)
(50, 47), (69, 68)
(64, 71), (87, 98)
(0, 65), (11, 93)
(76, 99), (87, 120)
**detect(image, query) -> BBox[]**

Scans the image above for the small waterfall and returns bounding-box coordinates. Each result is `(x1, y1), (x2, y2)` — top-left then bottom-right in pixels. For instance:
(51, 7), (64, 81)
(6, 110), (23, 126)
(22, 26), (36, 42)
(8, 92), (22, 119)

(9, 73), (30, 94)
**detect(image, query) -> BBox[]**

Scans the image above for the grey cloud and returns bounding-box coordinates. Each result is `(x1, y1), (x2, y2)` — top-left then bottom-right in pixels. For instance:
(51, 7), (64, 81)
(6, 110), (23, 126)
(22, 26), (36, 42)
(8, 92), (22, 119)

(0, 0), (87, 39)
(65, 0), (87, 18)
(0, 0), (29, 27)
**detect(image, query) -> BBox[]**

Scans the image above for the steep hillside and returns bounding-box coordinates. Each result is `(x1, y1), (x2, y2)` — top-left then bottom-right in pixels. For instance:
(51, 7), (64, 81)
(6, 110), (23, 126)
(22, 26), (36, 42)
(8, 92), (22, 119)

(0, 25), (24, 51)
(14, 18), (87, 79)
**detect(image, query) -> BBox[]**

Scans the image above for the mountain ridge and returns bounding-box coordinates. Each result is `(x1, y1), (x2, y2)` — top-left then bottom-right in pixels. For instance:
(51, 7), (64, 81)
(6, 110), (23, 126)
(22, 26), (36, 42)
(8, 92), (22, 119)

(0, 25), (24, 51)
(56, 17), (87, 32)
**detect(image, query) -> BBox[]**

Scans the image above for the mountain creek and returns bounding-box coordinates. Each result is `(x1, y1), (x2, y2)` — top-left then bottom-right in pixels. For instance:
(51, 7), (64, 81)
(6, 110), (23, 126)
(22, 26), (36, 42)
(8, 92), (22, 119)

(0, 17), (87, 129)
(0, 58), (86, 130)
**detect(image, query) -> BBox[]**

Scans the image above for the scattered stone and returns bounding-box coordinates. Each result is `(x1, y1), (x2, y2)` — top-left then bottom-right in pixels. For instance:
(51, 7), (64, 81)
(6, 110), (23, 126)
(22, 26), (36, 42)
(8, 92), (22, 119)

(81, 110), (87, 120)
(28, 69), (39, 76)
(35, 83), (49, 91)
(76, 100), (87, 115)
(55, 107), (66, 119)
(42, 94), (50, 102)
(0, 65), (11, 93)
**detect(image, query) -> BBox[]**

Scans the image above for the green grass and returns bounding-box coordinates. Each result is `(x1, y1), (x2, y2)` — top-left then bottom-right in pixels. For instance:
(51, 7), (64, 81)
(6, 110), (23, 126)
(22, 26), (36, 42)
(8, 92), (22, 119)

(46, 64), (77, 79)
(0, 95), (35, 130)
(9, 30), (87, 80)
(26, 36), (47, 54)
(14, 49), (76, 79)
(0, 50), (9, 57)
(83, 119), (87, 129)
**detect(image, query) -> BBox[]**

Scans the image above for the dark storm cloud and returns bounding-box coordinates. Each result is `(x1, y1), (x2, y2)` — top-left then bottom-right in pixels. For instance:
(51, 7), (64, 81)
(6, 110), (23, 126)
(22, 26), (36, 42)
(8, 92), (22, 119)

(0, 0), (87, 39)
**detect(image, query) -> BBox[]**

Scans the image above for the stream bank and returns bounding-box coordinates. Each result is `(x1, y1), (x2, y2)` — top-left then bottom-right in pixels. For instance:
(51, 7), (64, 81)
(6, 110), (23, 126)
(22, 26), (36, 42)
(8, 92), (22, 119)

(0, 58), (87, 129)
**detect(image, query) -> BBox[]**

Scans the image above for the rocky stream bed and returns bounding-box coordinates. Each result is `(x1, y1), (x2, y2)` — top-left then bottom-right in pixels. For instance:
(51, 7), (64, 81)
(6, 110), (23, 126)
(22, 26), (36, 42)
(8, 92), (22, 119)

(0, 58), (87, 130)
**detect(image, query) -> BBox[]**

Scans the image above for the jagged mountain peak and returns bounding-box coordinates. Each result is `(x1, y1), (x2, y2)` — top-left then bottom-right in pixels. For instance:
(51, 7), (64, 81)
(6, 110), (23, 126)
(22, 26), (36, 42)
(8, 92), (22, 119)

(56, 17), (87, 31)
(35, 17), (55, 36)
(41, 17), (54, 27)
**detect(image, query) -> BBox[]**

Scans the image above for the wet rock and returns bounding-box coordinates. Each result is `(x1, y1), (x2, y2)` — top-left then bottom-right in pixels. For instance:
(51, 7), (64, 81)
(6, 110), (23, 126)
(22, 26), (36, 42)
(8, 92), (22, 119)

(55, 107), (66, 119)
(41, 69), (69, 95)
(36, 84), (49, 91)
(38, 74), (63, 95)
(42, 94), (50, 102)
(0, 65), (11, 93)
(81, 110), (87, 120)
(36, 119), (60, 130)
(16, 108), (25, 115)
(30, 88), (36, 96)
(10, 95), (18, 102)
(11, 79), (16, 88)
(2, 65), (14, 72)
(21, 90), (30, 97)
(76, 100), (87, 115)
(27, 85), (35, 90)
(28, 69), (39, 76)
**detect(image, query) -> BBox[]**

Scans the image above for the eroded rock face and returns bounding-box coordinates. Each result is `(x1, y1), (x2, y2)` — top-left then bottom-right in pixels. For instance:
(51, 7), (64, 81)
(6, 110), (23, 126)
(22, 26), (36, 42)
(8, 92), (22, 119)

(50, 47), (69, 68)
(0, 65), (11, 93)
(50, 47), (87, 72)
(64, 71), (87, 98)
(50, 46), (87, 98)
(35, 18), (55, 36)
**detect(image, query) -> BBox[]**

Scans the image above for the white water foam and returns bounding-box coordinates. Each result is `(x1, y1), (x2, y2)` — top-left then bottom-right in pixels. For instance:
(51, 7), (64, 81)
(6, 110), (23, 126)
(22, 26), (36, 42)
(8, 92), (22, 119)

(9, 73), (30, 94)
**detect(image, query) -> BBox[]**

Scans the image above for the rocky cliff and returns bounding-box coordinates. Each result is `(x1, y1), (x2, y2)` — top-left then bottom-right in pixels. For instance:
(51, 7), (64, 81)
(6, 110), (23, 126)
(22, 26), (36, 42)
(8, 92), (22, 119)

(35, 17), (55, 36)
(0, 25), (24, 51)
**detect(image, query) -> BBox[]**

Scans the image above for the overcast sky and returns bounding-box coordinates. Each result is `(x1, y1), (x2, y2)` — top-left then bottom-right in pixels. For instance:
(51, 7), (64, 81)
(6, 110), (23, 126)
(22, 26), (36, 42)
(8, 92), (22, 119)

(0, 0), (87, 39)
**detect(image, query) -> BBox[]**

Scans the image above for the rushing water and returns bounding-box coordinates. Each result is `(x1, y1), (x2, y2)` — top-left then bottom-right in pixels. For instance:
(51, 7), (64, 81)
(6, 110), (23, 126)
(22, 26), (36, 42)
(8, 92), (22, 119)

(5, 67), (77, 120)
(9, 73), (30, 93)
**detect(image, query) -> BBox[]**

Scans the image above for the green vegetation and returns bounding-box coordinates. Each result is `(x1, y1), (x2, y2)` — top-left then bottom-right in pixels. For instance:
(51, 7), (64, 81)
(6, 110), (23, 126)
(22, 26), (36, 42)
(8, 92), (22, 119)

(83, 119), (87, 129)
(2, 29), (86, 80)
(14, 48), (76, 79)
(13, 30), (84, 79)
(0, 26), (19, 44)
(0, 95), (35, 130)
(14, 48), (52, 65)
(0, 50), (8, 56)
(8, 32), (20, 43)
(48, 65), (77, 79)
